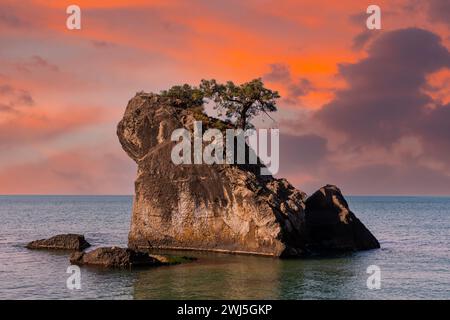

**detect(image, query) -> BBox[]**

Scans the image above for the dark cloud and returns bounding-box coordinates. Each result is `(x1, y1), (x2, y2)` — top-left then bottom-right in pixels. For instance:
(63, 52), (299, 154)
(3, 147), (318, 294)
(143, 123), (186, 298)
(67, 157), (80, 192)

(348, 12), (367, 27)
(0, 4), (28, 28)
(351, 30), (378, 51)
(264, 63), (314, 104)
(0, 104), (14, 113)
(280, 28), (450, 195)
(314, 162), (450, 196)
(417, 103), (450, 159)
(427, 0), (450, 27)
(16, 56), (60, 73)
(279, 133), (328, 175)
(316, 28), (450, 147)
(0, 82), (34, 112)
(29, 56), (59, 72)
(264, 63), (291, 83)
(287, 78), (313, 100)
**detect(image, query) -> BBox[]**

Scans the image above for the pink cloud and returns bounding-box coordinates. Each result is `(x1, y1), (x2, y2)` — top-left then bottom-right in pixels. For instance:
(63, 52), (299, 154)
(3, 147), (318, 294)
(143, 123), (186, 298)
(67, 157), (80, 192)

(0, 146), (135, 194)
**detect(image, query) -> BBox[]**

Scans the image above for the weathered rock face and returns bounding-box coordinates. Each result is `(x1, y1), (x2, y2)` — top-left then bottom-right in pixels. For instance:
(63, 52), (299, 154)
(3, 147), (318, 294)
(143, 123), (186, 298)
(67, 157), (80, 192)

(26, 234), (91, 251)
(69, 247), (166, 268)
(304, 185), (380, 252)
(117, 93), (379, 257)
(118, 93), (307, 257)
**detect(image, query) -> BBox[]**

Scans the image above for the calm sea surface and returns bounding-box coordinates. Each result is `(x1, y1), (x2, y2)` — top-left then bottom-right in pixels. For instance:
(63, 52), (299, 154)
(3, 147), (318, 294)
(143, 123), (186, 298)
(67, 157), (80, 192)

(0, 195), (449, 299)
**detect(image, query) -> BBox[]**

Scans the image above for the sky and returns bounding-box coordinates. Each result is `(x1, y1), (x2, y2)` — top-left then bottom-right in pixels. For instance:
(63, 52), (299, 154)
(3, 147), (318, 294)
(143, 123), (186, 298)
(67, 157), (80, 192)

(0, 0), (449, 195)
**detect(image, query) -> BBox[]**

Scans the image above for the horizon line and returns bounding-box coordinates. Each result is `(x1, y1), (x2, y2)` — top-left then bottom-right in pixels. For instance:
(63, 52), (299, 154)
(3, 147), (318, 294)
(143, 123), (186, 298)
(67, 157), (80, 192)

(1, 194), (450, 197)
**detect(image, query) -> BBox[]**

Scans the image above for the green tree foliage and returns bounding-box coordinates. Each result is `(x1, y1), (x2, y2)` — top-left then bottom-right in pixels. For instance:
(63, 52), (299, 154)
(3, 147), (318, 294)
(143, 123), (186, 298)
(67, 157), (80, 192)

(200, 78), (280, 129)
(160, 84), (205, 109)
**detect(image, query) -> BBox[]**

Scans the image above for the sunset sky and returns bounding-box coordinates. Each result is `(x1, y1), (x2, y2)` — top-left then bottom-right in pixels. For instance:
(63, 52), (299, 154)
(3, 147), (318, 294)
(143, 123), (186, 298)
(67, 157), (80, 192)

(0, 0), (449, 195)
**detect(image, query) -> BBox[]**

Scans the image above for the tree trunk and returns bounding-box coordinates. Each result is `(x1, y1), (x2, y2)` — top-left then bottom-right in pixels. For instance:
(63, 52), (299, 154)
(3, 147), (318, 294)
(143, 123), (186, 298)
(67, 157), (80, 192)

(238, 105), (250, 130)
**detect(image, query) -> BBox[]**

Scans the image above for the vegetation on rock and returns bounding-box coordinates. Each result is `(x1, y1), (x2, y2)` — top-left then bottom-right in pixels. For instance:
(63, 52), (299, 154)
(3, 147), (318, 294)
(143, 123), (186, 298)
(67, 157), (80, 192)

(160, 78), (280, 130)
(160, 84), (205, 109)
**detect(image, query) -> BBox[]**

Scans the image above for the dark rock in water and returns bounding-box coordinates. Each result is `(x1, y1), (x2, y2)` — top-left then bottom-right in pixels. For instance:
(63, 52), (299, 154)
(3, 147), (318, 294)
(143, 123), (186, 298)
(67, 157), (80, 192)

(304, 185), (380, 252)
(26, 234), (91, 251)
(69, 247), (191, 268)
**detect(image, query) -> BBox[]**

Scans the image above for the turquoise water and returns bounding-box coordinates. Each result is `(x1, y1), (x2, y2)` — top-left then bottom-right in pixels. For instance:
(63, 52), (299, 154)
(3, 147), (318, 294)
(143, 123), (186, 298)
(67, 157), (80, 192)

(0, 195), (449, 299)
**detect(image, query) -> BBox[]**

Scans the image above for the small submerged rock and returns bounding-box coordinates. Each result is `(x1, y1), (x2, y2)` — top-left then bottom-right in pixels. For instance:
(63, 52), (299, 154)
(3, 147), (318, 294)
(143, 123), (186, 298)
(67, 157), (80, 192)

(69, 246), (194, 268)
(26, 234), (91, 251)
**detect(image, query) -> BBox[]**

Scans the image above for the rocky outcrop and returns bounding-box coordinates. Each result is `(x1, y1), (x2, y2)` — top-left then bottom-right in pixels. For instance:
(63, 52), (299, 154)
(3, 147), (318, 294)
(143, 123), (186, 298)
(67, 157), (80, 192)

(117, 92), (379, 257)
(304, 185), (380, 252)
(26, 234), (91, 251)
(69, 247), (192, 268)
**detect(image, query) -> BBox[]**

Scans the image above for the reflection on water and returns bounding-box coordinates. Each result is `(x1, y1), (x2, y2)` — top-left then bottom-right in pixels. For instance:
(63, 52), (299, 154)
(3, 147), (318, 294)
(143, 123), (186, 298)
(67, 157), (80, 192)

(133, 252), (283, 299)
(131, 250), (376, 300)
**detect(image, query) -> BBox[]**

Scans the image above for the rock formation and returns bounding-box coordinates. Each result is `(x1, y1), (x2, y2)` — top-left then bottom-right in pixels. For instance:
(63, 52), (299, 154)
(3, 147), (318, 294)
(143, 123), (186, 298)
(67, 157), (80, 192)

(117, 92), (379, 257)
(26, 234), (91, 251)
(304, 185), (380, 252)
(69, 247), (193, 268)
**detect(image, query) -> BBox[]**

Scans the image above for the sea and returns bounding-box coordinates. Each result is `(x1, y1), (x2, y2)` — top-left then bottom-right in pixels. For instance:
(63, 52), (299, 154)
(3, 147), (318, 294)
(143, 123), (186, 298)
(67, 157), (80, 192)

(0, 195), (449, 300)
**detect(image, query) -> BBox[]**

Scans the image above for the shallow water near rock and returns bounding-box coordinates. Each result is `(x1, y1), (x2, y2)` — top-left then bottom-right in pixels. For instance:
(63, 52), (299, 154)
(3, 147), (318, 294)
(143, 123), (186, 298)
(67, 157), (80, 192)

(1, 195), (449, 299)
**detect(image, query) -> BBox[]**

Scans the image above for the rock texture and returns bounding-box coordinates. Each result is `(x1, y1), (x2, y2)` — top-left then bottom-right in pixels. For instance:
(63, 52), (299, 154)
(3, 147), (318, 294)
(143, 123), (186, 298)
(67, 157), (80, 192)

(26, 234), (91, 251)
(305, 185), (380, 252)
(69, 247), (188, 268)
(117, 92), (379, 257)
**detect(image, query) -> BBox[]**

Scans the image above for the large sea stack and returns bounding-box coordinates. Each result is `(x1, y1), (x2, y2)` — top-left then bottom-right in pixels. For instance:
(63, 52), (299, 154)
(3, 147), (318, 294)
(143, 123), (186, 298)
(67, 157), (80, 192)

(117, 92), (379, 257)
